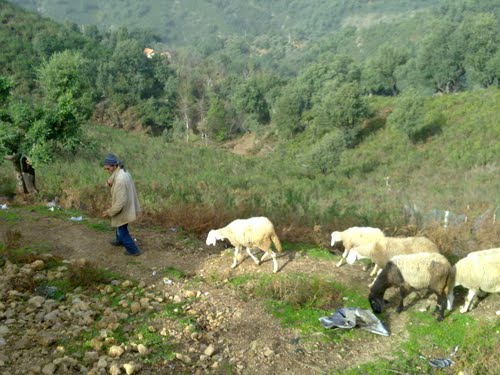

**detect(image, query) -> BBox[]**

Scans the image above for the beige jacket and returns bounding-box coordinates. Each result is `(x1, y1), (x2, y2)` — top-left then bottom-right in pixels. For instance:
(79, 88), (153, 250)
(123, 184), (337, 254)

(107, 167), (141, 227)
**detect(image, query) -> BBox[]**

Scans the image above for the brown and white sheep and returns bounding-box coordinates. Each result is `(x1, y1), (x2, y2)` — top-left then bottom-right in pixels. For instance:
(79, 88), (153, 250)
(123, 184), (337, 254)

(368, 252), (453, 321)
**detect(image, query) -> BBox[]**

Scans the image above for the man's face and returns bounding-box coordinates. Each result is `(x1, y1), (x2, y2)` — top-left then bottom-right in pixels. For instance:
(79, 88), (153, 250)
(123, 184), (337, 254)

(104, 164), (117, 174)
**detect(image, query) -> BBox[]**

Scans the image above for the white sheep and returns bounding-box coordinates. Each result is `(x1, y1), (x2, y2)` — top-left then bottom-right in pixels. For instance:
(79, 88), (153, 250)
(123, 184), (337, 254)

(348, 236), (440, 286)
(331, 227), (385, 268)
(447, 247), (500, 313)
(368, 252), (453, 321)
(206, 217), (282, 273)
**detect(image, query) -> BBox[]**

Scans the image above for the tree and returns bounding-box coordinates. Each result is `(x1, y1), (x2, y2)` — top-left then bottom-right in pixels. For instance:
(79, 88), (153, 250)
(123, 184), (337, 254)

(363, 43), (409, 96)
(301, 131), (346, 175)
(205, 96), (228, 141)
(310, 83), (369, 146)
(37, 50), (95, 118)
(232, 78), (270, 125)
(0, 53), (92, 195)
(460, 13), (499, 87)
(416, 20), (466, 93)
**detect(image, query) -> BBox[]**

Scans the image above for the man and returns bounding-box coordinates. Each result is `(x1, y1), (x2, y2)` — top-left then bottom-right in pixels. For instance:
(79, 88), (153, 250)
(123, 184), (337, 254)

(102, 153), (142, 256)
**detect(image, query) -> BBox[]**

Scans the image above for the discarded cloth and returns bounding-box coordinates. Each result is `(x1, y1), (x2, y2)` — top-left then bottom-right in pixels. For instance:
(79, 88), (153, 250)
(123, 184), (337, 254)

(319, 307), (390, 336)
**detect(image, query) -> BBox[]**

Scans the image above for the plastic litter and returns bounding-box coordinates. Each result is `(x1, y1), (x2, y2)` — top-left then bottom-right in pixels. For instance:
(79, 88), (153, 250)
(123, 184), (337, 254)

(420, 345), (459, 369)
(163, 277), (173, 285)
(69, 216), (83, 221)
(319, 307), (390, 336)
(1, 204), (8, 210)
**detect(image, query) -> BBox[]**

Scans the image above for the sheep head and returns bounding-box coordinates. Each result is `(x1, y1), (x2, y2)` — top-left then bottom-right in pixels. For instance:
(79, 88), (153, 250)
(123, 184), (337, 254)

(330, 231), (342, 247)
(369, 294), (384, 314)
(206, 230), (225, 246)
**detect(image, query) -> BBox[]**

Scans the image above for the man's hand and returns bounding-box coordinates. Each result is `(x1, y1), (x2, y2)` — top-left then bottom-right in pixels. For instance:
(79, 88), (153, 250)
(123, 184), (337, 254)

(102, 210), (109, 218)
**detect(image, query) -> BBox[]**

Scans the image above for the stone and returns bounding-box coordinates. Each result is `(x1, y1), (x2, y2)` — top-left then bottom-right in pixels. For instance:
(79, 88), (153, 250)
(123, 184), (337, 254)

(137, 344), (148, 355)
(28, 296), (46, 308)
(129, 302), (141, 315)
(108, 345), (125, 358)
(175, 353), (192, 364)
(204, 345), (216, 357)
(35, 332), (58, 347)
(109, 362), (121, 375)
(123, 362), (136, 375)
(41, 362), (57, 375)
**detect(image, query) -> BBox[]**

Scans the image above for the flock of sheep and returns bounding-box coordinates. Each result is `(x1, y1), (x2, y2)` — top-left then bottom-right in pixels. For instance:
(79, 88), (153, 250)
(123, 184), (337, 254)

(206, 217), (500, 322)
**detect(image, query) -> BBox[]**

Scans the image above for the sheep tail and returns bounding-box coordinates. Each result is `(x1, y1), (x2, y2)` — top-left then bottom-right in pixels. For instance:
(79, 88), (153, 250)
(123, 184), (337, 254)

(271, 232), (282, 253)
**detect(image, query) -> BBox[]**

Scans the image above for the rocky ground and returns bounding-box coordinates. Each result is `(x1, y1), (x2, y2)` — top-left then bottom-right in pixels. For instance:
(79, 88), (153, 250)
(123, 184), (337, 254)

(0, 207), (499, 375)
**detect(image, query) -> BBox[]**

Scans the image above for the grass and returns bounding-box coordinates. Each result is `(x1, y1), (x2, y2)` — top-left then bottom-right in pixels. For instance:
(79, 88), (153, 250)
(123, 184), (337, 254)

(162, 266), (187, 280)
(227, 272), (371, 343)
(1, 89), (498, 249)
(338, 311), (500, 374)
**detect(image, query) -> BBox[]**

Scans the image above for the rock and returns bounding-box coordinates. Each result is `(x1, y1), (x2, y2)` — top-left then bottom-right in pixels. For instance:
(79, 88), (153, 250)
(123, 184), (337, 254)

(29, 260), (45, 271)
(263, 348), (275, 357)
(84, 351), (99, 363)
(0, 326), (9, 336)
(123, 362), (137, 374)
(108, 345), (125, 358)
(28, 296), (46, 308)
(184, 290), (196, 298)
(130, 302), (141, 315)
(121, 280), (133, 288)
(97, 357), (108, 368)
(204, 345), (216, 357)
(109, 362), (121, 375)
(41, 362), (57, 375)
(137, 344), (148, 355)
(43, 310), (60, 323)
(175, 353), (192, 364)
(35, 332), (58, 347)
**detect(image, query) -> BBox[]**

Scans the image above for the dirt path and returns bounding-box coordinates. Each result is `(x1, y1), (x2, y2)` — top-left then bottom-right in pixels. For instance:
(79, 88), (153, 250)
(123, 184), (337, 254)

(1, 207), (499, 374)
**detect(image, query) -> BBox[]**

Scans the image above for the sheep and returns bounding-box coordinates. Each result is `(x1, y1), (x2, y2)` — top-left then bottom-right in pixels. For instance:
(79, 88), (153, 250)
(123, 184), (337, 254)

(330, 227), (385, 268)
(447, 248), (500, 313)
(206, 217), (282, 273)
(348, 236), (440, 286)
(368, 252), (453, 321)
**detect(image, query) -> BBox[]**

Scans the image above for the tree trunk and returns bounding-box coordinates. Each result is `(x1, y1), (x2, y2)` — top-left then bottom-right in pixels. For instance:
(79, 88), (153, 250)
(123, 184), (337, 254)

(6, 154), (38, 195)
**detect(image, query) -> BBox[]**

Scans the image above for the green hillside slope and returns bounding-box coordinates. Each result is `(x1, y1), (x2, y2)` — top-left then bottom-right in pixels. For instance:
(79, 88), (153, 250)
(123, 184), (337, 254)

(9, 0), (436, 47)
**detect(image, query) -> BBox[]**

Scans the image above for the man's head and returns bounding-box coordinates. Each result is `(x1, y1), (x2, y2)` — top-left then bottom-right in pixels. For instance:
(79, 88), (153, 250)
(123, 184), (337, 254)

(103, 153), (119, 173)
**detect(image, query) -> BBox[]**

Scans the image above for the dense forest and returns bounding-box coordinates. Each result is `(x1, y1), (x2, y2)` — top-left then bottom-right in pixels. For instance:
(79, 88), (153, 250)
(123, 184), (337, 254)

(1, 0), (499, 228)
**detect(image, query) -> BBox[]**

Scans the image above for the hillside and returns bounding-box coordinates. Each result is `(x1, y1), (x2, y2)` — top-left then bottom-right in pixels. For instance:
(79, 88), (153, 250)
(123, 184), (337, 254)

(9, 0), (436, 47)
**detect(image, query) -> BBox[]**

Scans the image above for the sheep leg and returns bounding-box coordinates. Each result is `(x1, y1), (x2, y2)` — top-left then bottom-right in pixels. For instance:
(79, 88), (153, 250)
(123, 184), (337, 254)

(435, 293), (447, 321)
(369, 264), (380, 277)
(231, 246), (241, 269)
(446, 291), (454, 311)
(270, 251), (279, 273)
(368, 268), (382, 288)
(460, 289), (476, 313)
(246, 247), (261, 265)
(396, 287), (410, 313)
(336, 250), (348, 267)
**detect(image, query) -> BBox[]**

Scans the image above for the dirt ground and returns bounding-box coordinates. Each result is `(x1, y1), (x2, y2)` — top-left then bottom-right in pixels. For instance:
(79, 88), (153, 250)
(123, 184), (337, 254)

(1, 207), (499, 374)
